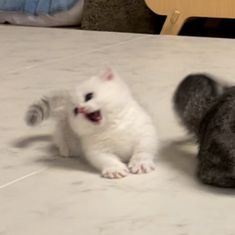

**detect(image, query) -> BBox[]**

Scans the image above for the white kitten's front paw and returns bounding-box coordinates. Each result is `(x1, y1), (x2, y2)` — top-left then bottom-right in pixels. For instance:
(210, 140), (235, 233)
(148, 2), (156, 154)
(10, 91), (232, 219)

(102, 166), (129, 179)
(128, 160), (155, 174)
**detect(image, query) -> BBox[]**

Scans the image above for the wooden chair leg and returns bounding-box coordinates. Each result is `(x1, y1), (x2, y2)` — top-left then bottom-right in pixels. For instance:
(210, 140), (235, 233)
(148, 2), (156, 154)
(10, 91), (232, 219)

(160, 10), (186, 35)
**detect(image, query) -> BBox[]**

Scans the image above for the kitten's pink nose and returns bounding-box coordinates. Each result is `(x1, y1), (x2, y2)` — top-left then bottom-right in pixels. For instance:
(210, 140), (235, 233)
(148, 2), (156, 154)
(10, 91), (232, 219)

(79, 107), (86, 113)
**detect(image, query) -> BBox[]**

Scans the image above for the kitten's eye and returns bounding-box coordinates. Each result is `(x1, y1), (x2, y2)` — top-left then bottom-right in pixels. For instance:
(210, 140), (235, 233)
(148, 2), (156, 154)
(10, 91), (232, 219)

(85, 92), (93, 102)
(73, 107), (79, 116)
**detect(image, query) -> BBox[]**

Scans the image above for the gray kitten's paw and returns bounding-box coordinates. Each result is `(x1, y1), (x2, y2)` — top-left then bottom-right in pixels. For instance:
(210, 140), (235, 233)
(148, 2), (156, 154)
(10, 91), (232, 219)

(128, 159), (155, 174)
(102, 166), (129, 179)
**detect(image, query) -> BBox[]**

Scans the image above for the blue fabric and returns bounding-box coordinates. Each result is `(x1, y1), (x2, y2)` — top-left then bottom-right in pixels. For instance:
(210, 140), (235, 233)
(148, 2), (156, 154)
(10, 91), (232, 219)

(24, 0), (39, 15)
(0, 0), (80, 15)
(36, 0), (51, 14)
(1, 0), (24, 11)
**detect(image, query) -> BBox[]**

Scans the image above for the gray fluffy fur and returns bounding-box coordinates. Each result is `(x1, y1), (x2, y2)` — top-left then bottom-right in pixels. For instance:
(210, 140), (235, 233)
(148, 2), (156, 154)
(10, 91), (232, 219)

(174, 74), (235, 188)
(174, 74), (225, 138)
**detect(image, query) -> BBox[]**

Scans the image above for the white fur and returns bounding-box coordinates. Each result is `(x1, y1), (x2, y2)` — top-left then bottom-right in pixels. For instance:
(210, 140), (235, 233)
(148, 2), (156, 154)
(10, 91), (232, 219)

(54, 68), (158, 179)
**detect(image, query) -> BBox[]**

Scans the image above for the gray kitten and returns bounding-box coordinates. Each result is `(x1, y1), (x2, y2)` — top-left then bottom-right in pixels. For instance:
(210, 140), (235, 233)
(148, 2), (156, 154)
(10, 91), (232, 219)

(174, 74), (224, 138)
(174, 74), (235, 188)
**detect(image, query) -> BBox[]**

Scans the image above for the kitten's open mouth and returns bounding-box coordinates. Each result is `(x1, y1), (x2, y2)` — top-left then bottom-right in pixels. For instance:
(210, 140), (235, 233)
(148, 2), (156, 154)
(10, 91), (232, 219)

(85, 110), (102, 123)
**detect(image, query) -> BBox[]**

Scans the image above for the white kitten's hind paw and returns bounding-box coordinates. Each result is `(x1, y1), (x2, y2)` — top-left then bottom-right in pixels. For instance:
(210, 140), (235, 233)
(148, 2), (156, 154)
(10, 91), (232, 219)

(102, 166), (129, 179)
(128, 160), (155, 174)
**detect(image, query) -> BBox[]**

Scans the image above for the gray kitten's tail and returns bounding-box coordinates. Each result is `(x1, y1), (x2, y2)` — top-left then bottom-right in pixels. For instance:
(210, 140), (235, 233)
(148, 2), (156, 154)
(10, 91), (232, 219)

(173, 74), (225, 138)
(25, 91), (69, 126)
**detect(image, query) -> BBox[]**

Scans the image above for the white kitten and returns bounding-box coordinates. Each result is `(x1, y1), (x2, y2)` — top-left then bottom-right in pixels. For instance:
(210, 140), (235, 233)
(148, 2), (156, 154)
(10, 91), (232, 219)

(26, 68), (158, 179)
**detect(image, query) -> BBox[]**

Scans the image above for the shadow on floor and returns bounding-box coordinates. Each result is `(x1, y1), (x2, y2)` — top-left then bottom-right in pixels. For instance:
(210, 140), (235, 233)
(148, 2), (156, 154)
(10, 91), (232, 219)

(159, 137), (196, 172)
(12, 134), (52, 148)
(11, 134), (235, 193)
(159, 138), (235, 195)
(12, 134), (96, 174)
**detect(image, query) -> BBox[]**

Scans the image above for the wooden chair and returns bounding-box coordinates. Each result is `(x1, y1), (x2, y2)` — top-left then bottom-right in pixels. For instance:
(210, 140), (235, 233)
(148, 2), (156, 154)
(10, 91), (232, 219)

(145, 0), (235, 35)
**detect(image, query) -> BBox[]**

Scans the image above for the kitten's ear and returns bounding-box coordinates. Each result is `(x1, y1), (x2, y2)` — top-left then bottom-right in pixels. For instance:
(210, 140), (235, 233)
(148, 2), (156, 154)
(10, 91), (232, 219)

(100, 67), (115, 81)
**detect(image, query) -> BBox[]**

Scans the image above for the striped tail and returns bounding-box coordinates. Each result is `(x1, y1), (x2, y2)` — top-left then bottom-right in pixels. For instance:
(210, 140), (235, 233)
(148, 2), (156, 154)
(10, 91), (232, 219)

(25, 91), (69, 126)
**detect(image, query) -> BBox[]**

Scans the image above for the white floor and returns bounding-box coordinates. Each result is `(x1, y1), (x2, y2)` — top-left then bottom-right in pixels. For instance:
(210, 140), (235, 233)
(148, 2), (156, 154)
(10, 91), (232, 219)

(0, 26), (235, 235)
